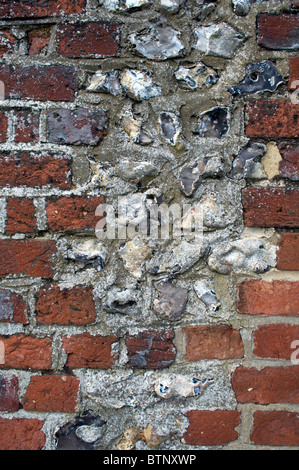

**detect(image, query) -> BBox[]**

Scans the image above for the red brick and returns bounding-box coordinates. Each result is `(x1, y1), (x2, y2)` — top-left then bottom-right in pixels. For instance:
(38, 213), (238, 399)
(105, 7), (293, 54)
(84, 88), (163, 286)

(0, 289), (27, 324)
(47, 108), (108, 145)
(22, 375), (79, 413)
(0, 152), (72, 189)
(231, 366), (299, 404)
(0, 334), (52, 370)
(289, 57), (299, 90)
(237, 280), (299, 316)
(183, 410), (241, 446)
(242, 187), (299, 228)
(277, 233), (299, 271)
(36, 285), (95, 325)
(0, 0), (86, 18)
(46, 195), (104, 232)
(257, 14), (299, 50)
(182, 325), (244, 361)
(0, 239), (56, 278)
(278, 142), (299, 181)
(251, 411), (299, 446)
(27, 27), (51, 56)
(0, 30), (15, 58)
(0, 376), (19, 411)
(293, 1), (299, 7)
(253, 324), (299, 359)
(0, 65), (77, 102)
(62, 333), (117, 369)
(126, 329), (176, 368)
(0, 111), (8, 142)
(6, 198), (37, 234)
(14, 110), (40, 143)
(57, 22), (120, 58)
(0, 418), (45, 450)
(246, 100), (299, 138)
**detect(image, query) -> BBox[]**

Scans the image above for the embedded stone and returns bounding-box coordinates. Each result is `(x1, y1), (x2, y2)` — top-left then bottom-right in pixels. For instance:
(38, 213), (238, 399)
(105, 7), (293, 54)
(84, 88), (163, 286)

(198, 108), (229, 138)
(208, 238), (276, 275)
(87, 70), (122, 96)
(153, 281), (188, 320)
(99, 0), (150, 10)
(232, 143), (267, 178)
(119, 237), (153, 279)
(55, 412), (106, 450)
(193, 280), (221, 313)
(229, 61), (283, 95)
(194, 23), (244, 58)
(179, 157), (223, 196)
(120, 69), (161, 101)
(160, 0), (181, 12)
(232, 0), (251, 16)
(115, 159), (157, 181)
(103, 286), (141, 315)
(130, 25), (184, 60)
(147, 240), (206, 275)
(159, 112), (181, 145)
(67, 239), (109, 272)
(175, 62), (218, 90)
(155, 375), (214, 399)
(121, 110), (153, 145)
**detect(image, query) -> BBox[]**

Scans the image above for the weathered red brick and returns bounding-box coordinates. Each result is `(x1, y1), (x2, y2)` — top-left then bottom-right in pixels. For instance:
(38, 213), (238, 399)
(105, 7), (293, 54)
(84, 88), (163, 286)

(47, 108), (107, 145)
(27, 27), (51, 56)
(289, 57), (299, 90)
(0, 418), (46, 450)
(246, 100), (299, 138)
(22, 375), (79, 413)
(251, 411), (299, 446)
(62, 333), (117, 369)
(14, 110), (40, 143)
(0, 0), (86, 18)
(126, 329), (176, 368)
(293, 1), (299, 7)
(46, 195), (104, 232)
(36, 285), (95, 325)
(0, 65), (77, 102)
(0, 239), (56, 278)
(242, 187), (299, 228)
(237, 280), (299, 316)
(6, 198), (37, 234)
(0, 111), (8, 142)
(57, 22), (120, 58)
(182, 325), (244, 361)
(253, 324), (299, 359)
(278, 142), (299, 181)
(277, 233), (299, 271)
(0, 376), (19, 411)
(0, 30), (15, 58)
(0, 152), (72, 189)
(257, 14), (299, 50)
(0, 289), (27, 324)
(0, 334), (52, 370)
(231, 366), (299, 404)
(183, 410), (241, 446)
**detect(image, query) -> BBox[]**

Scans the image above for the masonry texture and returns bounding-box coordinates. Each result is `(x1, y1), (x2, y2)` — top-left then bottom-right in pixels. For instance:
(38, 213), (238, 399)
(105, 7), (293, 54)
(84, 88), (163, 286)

(0, 0), (298, 451)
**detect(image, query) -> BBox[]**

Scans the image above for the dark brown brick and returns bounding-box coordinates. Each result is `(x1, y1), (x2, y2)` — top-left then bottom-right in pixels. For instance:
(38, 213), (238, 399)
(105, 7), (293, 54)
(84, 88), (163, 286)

(126, 329), (176, 368)
(0, 418), (46, 450)
(57, 22), (120, 58)
(0, 376), (19, 411)
(257, 14), (299, 50)
(251, 411), (299, 446)
(277, 233), (299, 271)
(0, 0), (86, 18)
(6, 198), (37, 234)
(242, 187), (299, 228)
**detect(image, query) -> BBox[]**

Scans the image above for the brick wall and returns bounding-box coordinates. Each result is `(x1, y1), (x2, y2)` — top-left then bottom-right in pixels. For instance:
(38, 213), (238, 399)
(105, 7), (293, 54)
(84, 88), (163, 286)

(0, 0), (298, 451)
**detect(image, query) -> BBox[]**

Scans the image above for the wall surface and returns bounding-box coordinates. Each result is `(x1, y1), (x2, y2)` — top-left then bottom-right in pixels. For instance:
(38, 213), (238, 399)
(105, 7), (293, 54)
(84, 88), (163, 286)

(0, 0), (298, 451)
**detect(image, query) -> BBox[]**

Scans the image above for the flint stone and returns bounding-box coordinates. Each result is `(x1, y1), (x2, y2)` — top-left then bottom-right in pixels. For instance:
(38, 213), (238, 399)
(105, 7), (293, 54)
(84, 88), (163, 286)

(130, 25), (184, 60)
(153, 281), (188, 320)
(229, 61), (283, 95)
(194, 23), (244, 58)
